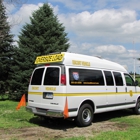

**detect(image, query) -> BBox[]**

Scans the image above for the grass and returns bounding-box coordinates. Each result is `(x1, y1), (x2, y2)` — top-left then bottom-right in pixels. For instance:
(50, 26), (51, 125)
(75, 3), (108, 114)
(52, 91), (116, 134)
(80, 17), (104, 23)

(59, 115), (140, 140)
(0, 94), (8, 100)
(58, 110), (140, 140)
(0, 100), (36, 128)
(90, 116), (140, 140)
(1, 100), (140, 140)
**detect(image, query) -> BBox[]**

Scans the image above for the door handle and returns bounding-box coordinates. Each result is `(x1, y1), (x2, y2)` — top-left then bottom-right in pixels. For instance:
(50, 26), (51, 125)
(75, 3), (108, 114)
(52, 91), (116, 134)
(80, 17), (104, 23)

(116, 87), (117, 93)
(125, 87), (127, 92)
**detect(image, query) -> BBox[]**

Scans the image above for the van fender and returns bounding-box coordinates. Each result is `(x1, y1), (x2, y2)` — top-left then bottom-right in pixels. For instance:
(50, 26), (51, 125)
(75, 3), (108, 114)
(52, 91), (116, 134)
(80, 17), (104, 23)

(77, 98), (95, 116)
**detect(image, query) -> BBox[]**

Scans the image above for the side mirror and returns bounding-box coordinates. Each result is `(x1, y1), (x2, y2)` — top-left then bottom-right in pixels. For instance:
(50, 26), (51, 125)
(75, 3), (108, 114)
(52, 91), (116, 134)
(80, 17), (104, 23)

(135, 80), (139, 86)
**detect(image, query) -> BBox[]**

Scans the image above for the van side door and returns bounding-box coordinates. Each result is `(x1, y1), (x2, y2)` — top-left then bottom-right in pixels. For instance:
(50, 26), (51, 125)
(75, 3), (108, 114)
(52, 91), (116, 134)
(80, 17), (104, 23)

(113, 72), (126, 106)
(104, 71), (116, 111)
(123, 73), (136, 106)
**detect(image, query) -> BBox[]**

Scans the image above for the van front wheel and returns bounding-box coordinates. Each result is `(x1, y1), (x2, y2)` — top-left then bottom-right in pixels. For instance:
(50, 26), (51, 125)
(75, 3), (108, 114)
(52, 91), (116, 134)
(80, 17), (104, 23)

(76, 104), (93, 127)
(134, 99), (140, 115)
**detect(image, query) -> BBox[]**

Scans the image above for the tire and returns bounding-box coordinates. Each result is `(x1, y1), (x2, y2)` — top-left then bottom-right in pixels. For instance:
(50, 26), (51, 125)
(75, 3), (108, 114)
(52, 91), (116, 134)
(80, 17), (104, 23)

(76, 104), (93, 127)
(134, 99), (140, 115)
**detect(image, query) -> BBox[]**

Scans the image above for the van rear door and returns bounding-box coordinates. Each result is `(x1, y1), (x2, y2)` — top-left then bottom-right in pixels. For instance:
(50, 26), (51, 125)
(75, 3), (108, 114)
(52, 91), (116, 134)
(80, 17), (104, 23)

(27, 65), (66, 117)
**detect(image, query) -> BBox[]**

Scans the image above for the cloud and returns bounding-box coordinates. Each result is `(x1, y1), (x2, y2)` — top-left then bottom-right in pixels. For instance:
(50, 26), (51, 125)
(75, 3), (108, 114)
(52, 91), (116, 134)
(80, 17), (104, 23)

(4, 2), (15, 14)
(7, 2), (140, 73)
(14, 3), (43, 24)
(93, 45), (126, 54)
(59, 9), (140, 43)
(9, 3), (43, 36)
(9, 3), (59, 39)
(68, 41), (140, 73)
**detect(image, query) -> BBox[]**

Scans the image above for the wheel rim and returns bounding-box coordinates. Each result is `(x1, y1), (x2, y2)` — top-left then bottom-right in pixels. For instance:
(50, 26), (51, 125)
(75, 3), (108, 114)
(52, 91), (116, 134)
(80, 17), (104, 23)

(82, 108), (91, 122)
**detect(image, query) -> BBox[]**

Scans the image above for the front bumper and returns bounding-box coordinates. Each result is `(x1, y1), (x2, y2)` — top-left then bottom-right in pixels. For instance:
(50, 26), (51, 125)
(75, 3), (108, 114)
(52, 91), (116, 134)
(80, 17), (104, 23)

(26, 106), (64, 118)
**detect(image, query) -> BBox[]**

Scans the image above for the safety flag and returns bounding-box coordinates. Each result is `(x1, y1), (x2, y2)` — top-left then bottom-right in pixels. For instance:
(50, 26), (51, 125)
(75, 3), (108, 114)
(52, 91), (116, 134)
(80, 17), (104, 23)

(16, 94), (26, 110)
(63, 97), (69, 119)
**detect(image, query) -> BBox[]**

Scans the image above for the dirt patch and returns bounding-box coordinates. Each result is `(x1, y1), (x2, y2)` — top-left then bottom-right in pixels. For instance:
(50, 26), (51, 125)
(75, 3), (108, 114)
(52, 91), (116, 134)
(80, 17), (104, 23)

(0, 110), (132, 140)
(0, 119), (128, 140)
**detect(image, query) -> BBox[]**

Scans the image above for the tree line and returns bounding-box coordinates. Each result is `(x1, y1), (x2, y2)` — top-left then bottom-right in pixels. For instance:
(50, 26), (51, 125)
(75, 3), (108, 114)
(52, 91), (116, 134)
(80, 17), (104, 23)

(0, 0), (70, 100)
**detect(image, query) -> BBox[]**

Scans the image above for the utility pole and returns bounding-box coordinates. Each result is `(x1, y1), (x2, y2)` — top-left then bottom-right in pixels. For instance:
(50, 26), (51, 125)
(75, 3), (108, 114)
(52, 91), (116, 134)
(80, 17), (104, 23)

(133, 40), (136, 81)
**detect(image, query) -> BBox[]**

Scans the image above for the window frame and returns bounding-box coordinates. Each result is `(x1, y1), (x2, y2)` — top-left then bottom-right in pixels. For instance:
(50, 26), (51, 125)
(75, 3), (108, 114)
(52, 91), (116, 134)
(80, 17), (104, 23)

(30, 67), (45, 85)
(124, 73), (135, 86)
(43, 66), (60, 86)
(113, 72), (124, 86)
(69, 68), (105, 86)
(104, 71), (114, 86)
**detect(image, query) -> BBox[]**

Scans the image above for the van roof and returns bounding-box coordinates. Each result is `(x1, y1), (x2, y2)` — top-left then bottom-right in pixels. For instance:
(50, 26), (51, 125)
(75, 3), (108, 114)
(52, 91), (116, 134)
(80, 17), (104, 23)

(35, 52), (127, 72)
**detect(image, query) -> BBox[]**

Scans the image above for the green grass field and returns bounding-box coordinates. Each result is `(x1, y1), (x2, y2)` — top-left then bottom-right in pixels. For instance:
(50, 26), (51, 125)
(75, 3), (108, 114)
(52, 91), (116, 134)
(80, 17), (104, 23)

(0, 100), (140, 140)
(91, 116), (140, 140)
(0, 100), (37, 128)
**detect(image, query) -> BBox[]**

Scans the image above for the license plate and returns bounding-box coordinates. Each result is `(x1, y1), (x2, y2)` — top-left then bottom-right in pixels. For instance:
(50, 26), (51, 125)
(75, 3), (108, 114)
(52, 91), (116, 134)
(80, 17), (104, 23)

(43, 92), (53, 99)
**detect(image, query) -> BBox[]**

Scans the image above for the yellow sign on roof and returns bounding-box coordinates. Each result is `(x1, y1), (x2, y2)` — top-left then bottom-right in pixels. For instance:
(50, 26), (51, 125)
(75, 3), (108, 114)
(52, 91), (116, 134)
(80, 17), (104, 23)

(35, 53), (64, 64)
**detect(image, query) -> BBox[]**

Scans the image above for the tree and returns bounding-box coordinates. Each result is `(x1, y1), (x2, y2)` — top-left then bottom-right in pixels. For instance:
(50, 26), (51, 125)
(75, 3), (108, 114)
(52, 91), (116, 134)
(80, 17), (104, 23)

(8, 3), (69, 100)
(0, 0), (14, 97)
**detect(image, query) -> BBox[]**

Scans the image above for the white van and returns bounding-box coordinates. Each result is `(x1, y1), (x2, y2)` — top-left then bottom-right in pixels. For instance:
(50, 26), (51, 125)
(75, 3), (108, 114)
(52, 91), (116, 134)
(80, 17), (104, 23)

(26, 52), (140, 127)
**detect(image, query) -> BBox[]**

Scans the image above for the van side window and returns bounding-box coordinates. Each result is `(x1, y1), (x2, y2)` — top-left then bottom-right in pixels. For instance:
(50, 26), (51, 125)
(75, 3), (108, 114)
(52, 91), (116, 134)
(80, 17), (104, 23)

(124, 73), (135, 86)
(104, 71), (114, 86)
(69, 68), (104, 86)
(31, 68), (44, 85)
(44, 68), (59, 85)
(113, 72), (123, 86)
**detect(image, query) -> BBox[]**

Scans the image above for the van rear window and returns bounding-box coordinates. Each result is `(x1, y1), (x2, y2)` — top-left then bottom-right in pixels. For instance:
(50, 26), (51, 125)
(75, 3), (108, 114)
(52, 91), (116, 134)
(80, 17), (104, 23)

(44, 68), (60, 85)
(31, 68), (44, 85)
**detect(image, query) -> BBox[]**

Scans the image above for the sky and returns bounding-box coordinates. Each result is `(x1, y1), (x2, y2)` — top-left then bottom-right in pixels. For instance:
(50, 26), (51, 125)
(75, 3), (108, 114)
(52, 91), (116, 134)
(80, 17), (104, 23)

(5, 0), (140, 74)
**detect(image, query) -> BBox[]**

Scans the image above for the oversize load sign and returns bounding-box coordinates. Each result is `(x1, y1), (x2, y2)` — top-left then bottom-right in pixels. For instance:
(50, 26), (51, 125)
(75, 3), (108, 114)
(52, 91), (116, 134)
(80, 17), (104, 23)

(35, 54), (64, 64)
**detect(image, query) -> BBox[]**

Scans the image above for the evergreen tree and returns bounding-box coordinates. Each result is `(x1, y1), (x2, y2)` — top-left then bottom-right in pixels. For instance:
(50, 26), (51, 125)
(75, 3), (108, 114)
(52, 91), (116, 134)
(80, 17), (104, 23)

(0, 0), (14, 96)
(9, 3), (69, 100)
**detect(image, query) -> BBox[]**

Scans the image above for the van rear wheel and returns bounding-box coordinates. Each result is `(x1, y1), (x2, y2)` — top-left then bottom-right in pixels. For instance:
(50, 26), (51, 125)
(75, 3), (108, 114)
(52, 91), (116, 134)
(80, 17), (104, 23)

(134, 98), (140, 115)
(76, 104), (93, 127)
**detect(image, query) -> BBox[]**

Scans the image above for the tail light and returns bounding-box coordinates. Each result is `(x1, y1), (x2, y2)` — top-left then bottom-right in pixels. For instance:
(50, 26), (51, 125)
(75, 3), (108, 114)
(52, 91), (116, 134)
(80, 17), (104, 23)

(61, 74), (66, 85)
(45, 64), (50, 66)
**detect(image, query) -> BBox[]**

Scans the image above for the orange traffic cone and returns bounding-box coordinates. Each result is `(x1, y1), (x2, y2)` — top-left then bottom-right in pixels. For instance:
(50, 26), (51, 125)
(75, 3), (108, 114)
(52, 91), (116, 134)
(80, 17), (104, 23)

(63, 97), (69, 119)
(16, 94), (26, 110)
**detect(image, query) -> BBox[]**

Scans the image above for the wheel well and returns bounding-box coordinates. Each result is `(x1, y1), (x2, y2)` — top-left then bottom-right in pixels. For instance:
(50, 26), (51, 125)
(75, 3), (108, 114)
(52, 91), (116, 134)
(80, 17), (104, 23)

(80, 100), (95, 113)
(138, 96), (140, 100)
(137, 96), (140, 102)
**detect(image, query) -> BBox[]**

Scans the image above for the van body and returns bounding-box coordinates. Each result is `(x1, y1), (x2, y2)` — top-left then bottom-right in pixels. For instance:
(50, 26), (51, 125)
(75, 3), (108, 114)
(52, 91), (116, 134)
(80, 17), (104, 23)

(26, 52), (140, 126)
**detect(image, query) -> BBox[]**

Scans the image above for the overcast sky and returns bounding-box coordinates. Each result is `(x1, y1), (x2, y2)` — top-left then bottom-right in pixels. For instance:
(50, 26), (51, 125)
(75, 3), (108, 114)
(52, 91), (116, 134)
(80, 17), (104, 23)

(5, 0), (140, 74)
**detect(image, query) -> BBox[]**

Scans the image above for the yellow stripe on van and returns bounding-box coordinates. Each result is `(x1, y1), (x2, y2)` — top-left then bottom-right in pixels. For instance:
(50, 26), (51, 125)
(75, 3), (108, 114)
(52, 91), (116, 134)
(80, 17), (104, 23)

(54, 92), (138, 96)
(54, 93), (106, 96)
(28, 92), (42, 95)
(28, 92), (140, 96)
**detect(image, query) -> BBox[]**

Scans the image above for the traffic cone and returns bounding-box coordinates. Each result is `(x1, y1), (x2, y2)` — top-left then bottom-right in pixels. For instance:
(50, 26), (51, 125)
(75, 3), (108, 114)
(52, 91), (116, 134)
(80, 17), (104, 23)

(63, 97), (69, 119)
(16, 94), (26, 110)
